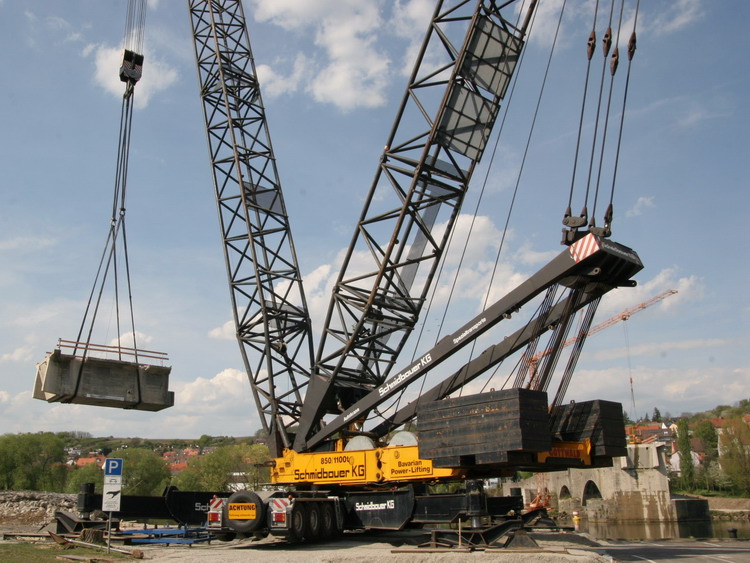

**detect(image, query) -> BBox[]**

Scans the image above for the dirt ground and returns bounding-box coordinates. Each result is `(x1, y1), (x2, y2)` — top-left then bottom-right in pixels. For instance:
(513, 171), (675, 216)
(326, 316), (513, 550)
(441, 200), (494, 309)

(127, 530), (612, 563)
(1, 522), (611, 563)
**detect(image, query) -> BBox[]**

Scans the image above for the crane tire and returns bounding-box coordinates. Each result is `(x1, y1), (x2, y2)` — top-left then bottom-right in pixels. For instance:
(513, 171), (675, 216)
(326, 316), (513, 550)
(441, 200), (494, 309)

(306, 502), (322, 541)
(320, 502), (337, 540)
(289, 502), (308, 542)
(223, 490), (265, 535)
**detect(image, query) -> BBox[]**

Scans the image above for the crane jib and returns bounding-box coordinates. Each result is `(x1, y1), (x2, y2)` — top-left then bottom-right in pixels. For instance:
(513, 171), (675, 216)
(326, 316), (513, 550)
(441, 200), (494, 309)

(304, 233), (643, 451)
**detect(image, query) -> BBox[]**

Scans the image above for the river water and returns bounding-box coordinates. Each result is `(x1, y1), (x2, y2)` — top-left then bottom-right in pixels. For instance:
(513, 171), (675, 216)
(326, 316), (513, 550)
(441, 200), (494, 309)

(573, 518), (750, 540)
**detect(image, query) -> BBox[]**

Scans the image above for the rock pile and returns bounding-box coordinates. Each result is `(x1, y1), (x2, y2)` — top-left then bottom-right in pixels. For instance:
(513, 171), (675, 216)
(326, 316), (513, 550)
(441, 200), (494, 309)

(0, 491), (76, 527)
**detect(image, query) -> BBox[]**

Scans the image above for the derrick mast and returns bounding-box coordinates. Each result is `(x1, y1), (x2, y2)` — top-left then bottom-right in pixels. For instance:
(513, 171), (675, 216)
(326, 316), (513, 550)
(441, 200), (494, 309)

(189, 0), (314, 456)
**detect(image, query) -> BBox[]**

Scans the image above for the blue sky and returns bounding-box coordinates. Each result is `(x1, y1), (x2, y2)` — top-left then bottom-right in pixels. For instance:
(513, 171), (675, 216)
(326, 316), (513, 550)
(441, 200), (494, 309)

(1, 0), (748, 440)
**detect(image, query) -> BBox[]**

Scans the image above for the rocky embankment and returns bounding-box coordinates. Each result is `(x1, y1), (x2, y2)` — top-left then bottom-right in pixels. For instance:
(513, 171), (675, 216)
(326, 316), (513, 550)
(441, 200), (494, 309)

(0, 491), (76, 528)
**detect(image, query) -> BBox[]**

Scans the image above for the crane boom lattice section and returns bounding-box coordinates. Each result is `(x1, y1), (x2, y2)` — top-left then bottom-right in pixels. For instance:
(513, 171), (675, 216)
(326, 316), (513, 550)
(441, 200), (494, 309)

(297, 0), (532, 450)
(189, 0), (314, 456)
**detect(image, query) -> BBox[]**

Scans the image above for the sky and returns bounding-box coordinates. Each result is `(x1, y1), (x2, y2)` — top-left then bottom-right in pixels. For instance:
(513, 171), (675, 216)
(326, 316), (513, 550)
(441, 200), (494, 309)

(0, 0), (748, 441)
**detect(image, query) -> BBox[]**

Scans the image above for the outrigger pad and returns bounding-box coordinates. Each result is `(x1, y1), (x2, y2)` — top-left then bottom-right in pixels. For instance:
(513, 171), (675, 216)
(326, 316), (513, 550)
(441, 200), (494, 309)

(33, 349), (174, 412)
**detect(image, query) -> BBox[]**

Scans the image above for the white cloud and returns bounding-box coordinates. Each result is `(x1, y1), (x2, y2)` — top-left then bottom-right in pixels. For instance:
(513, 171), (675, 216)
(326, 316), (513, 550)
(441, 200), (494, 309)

(562, 363), (750, 418)
(173, 368), (249, 414)
(391, 0), (434, 37)
(588, 338), (728, 364)
(250, 0), (392, 110)
(625, 196), (655, 218)
(646, 0), (704, 35)
(0, 346), (35, 364)
(390, 0), (435, 76)
(0, 235), (56, 252)
(208, 319), (235, 341)
(595, 268), (701, 318)
(256, 54), (310, 98)
(0, 369), (261, 439)
(107, 331), (153, 349)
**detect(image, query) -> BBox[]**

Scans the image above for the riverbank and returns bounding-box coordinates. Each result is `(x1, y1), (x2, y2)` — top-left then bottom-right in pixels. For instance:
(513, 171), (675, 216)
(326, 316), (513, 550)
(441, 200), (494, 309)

(684, 495), (750, 520)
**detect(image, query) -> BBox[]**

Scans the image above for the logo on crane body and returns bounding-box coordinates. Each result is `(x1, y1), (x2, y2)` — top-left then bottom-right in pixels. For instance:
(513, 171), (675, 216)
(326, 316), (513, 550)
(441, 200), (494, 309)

(377, 353), (432, 397)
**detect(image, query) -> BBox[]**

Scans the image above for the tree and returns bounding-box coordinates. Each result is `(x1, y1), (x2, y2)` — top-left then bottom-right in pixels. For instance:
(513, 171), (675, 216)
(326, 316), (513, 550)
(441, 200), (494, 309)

(110, 448), (170, 496)
(701, 460), (732, 493)
(66, 463), (104, 494)
(622, 411), (634, 426)
(0, 433), (67, 492)
(197, 434), (213, 453)
(173, 443), (270, 492)
(652, 407), (662, 423)
(677, 419), (695, 491)
(694, 419), (719, 464)
(719, 417), (750, 495)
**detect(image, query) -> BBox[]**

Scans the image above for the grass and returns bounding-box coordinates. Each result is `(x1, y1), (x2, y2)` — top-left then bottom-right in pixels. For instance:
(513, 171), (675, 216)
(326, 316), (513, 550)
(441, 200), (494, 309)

(0, 541), (131, 562)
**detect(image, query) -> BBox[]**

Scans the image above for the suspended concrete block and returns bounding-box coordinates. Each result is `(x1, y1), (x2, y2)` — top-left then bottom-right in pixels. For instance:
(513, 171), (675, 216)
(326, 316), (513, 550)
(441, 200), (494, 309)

(33, 349), (174, 412)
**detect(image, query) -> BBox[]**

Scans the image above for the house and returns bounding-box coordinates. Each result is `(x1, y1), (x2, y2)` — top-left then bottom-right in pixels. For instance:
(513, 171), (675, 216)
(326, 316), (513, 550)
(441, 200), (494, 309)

(667, 450), (701, 474)
(76, 455), (106, 468)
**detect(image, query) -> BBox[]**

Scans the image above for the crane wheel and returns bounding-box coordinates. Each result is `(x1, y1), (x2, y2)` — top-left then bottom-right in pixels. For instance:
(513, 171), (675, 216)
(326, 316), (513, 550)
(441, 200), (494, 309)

(306, 502), (322, 541)
(289, 502), (308, 542)
(320, 502), (337, 540)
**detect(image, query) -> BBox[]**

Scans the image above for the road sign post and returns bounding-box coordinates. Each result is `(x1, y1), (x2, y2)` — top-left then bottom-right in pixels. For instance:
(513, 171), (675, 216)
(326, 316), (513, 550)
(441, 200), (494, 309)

(102, 458), (123, 553)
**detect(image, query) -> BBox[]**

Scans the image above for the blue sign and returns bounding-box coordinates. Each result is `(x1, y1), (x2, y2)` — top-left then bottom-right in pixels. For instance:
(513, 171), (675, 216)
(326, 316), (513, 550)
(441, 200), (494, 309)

(104, 458), (123, 477)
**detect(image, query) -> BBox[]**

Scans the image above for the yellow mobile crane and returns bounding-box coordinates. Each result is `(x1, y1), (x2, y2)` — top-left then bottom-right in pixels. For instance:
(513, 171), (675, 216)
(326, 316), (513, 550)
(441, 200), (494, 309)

(69, 0), (646, 546)
(187, 0), (643, 542)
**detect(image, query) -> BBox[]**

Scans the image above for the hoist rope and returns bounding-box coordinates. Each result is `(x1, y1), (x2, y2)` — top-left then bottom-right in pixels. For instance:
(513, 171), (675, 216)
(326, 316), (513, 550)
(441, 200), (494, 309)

(73, 0), (145, 366)
(608, 0), (639, 215)
(624, 321), (636, 421)
(478, 0), (564, 312)
(590, 0), (620, 223)
(124, 0), (147, 54)
(582, 0), (615, 222)
(566, 0), (600, 213)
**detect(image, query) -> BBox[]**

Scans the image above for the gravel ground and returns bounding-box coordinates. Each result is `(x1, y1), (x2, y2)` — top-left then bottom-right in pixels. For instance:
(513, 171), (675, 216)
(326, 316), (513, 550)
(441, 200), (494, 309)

(131, 530), (611, 563)
(0, 492), (610, 562)
(1, 524), (611, 563)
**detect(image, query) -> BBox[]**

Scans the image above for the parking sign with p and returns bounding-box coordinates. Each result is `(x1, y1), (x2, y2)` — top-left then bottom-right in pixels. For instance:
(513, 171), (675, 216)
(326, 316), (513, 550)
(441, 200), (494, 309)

(104, 458), (123, 477)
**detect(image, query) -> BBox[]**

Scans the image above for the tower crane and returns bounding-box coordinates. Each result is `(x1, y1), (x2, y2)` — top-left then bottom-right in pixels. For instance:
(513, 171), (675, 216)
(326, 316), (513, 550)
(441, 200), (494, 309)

(522, 289), (678, 391)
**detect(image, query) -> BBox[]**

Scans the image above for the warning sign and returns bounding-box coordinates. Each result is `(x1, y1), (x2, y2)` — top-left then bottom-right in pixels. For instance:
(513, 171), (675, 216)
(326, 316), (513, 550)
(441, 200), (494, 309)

(228, 502), (256, 520)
